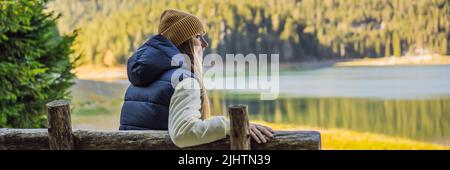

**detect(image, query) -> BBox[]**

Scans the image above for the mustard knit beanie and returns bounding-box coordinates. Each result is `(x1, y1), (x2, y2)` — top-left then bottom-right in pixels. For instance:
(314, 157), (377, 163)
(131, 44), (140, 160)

(158, 9), (205, 46)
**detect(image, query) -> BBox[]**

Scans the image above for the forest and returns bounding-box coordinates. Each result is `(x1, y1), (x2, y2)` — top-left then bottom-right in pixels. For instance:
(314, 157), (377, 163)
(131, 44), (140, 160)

(47, 0), (450, 67)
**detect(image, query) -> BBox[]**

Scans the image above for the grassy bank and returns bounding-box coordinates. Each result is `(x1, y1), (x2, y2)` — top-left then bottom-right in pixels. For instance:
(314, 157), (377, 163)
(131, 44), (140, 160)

(253, 121), (450, 150)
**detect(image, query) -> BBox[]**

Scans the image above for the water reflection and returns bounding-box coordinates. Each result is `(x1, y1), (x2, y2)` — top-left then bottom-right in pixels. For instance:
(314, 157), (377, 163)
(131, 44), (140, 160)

(209, 91), (450, 144)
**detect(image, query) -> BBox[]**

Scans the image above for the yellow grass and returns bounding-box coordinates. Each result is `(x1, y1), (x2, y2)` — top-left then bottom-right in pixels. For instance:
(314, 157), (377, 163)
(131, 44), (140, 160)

(253, 121), (450, 150)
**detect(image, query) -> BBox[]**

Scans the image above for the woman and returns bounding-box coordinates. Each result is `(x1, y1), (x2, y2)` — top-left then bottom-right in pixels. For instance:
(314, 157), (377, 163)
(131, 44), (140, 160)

(119, 9), (273, 148)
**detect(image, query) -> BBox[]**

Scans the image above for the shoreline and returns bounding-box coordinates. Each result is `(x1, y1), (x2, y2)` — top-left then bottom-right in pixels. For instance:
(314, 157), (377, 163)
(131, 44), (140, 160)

(333, 55), (450, 67)
(73, 65), (127, 81)
(73, 55), (450, 81)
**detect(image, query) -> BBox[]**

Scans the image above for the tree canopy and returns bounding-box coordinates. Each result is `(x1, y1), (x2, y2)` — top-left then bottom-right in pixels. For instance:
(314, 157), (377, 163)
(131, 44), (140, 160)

(49, 0), (449, 66)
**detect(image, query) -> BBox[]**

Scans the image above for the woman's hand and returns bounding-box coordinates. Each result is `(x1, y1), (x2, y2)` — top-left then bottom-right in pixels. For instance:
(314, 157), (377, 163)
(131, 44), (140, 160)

(249, 123), (274, 143)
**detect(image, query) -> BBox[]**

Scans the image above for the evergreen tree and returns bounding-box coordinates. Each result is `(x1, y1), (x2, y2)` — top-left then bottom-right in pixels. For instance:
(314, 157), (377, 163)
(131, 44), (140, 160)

(385, 35), (392, 58)
(393, 32), (402, 57)
(0, 0), (76, 128)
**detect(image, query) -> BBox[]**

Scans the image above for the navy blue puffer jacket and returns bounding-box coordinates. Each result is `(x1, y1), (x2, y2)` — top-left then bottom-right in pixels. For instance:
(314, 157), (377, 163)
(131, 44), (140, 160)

(119, 35), (193, 130)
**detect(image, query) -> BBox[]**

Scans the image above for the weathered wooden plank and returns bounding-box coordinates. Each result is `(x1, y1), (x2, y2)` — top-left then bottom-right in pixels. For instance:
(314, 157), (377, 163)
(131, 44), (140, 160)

(0, 129), (49, 150)
(0, 129), (321, 150)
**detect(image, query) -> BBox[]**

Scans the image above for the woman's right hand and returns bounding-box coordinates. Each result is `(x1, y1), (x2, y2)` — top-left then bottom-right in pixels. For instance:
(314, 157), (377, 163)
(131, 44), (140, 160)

(249, 123), (274, 143)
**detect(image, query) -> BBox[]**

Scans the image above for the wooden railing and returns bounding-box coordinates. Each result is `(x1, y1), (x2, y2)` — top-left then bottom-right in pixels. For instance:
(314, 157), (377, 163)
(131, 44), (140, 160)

(0, 100), (321, 150)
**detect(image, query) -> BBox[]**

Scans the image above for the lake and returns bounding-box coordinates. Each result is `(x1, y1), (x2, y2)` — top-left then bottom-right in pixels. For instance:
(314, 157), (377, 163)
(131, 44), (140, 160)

(70, 65), (450, 146)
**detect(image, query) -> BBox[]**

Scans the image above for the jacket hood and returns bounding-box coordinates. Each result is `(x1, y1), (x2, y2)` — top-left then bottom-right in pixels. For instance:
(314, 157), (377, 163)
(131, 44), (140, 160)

(127, 35), (192, 87)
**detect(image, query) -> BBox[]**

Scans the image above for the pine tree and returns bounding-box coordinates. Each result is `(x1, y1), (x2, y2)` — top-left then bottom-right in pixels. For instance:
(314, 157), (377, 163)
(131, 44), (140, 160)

(385, 35), (392, 58)
(441, 38), (448, 55)
(393, 32), (402, 57)
(0, 0), (76, 128)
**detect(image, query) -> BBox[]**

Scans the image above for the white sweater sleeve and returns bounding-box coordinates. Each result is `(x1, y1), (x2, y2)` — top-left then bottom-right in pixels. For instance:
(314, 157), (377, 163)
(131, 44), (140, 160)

(168, 78), (230, 148)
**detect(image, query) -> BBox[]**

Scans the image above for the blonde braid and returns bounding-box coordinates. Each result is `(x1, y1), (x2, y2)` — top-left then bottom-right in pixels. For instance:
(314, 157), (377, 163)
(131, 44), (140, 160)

(177, 38), (211, 120)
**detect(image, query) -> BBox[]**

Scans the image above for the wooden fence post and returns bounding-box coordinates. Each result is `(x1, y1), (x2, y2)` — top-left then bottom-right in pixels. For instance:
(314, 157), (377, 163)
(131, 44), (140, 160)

(228, 105), (250, 150)
(46, 100), (74, 150)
